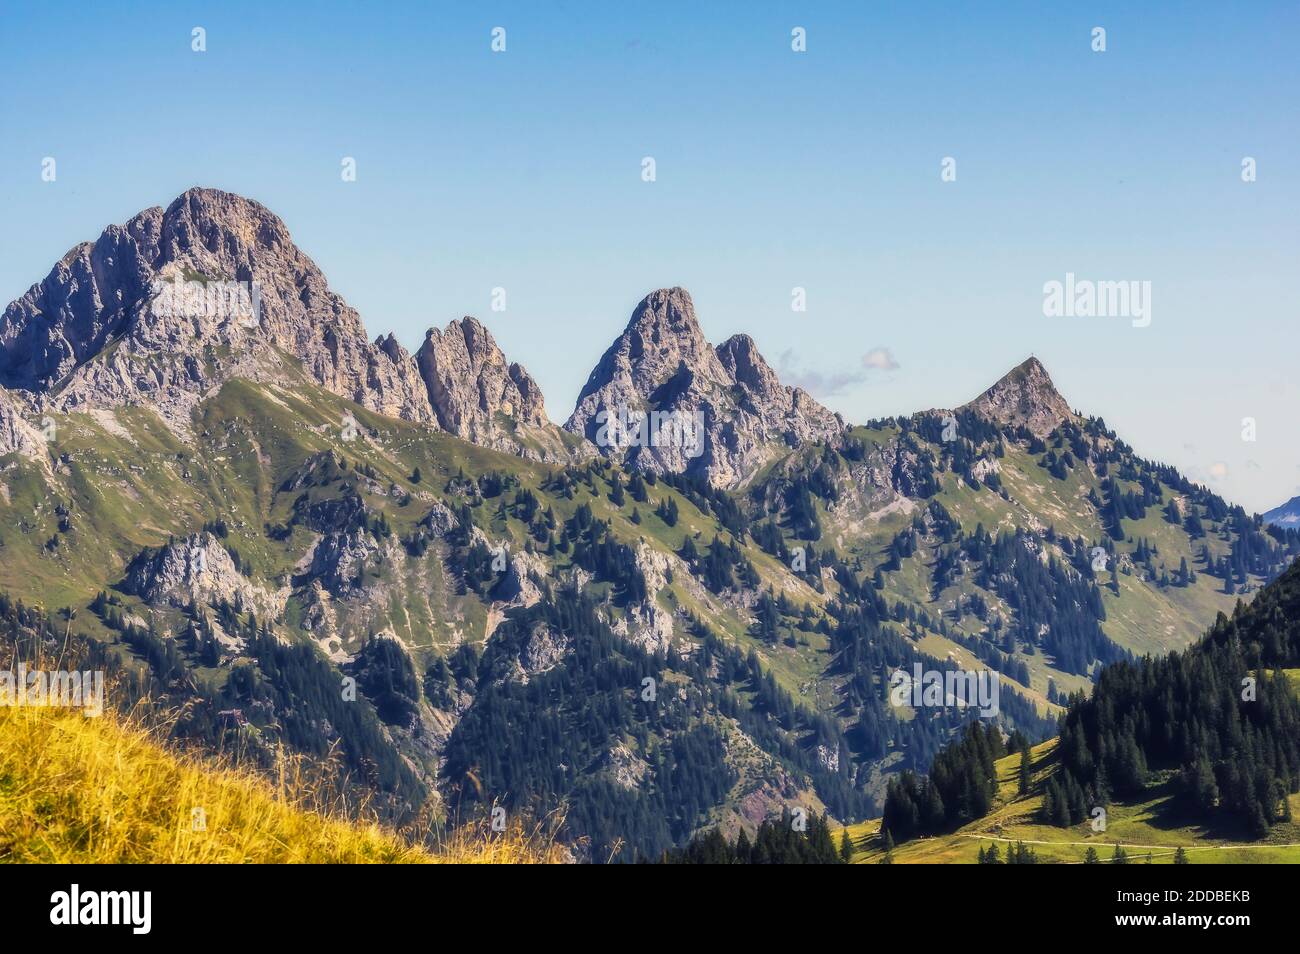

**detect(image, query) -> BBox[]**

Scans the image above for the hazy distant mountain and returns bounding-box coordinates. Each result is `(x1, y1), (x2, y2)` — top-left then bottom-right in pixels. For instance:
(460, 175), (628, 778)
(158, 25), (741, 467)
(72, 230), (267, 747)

(1264, 496), (1300, 530)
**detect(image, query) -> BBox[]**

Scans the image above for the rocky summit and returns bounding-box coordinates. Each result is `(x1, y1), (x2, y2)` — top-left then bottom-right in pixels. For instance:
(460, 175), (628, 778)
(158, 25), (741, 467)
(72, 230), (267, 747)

(0, 188), (560, 458)
(0, 188), (434, 432)
(960, 356), (1075, 438)
(565, 287), (843, 487)
(0, 194), (834, 477)
(415, 317), (557, 459)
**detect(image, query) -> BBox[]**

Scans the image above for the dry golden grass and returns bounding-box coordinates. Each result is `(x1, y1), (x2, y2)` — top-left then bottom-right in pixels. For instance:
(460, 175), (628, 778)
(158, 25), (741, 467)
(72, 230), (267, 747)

(0, 670), (562, 864)
(0, 699), (432, 862)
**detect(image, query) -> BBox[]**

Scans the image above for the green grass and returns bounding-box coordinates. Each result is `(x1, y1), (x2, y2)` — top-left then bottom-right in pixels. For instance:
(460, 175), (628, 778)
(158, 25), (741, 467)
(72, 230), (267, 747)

(840, 740), (1300, 864)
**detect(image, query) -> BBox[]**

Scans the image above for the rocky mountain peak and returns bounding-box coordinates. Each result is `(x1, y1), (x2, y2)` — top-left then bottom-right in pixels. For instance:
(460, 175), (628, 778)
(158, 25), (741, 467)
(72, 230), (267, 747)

(158, 187), (293, 261)
(0, 187), (585, 463)
(415, 316), (549, 451)
(580, 287), (730, 399)
(0, 187), (434, 431)
(566, 287), (842, 487)
(962, 356), (1074, 438)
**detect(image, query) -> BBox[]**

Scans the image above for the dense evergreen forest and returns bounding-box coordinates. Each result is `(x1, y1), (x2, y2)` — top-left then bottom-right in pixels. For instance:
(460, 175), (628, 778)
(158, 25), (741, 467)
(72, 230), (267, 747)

(441, 584), (871, 861)
(879, 723), (1026, 842)
(1049, 558), (1300, 836)
(884, 557), (1300, 845)
(662, 810), (844, 864)
(828, 570), (1055, 771)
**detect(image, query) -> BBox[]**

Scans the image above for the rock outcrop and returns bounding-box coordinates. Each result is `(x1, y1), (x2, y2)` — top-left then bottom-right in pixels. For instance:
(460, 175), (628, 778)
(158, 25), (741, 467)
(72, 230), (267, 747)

(415, 317), (551, 455)
(0, 387), (48, 461)
(566, 287), (842, 487)
(308, 527), (385, 595)
(121, 531), (282, 618)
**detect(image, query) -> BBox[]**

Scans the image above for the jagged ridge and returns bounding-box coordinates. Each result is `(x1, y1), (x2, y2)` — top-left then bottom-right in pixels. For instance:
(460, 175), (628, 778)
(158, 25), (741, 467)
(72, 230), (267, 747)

(566, 287), (843, 487)
(0, 188), (557, 459)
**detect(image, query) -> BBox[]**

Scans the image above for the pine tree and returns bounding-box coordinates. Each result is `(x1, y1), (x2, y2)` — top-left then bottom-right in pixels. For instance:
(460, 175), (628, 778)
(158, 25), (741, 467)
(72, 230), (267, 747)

(839, 829), (853, 863)
(735, 828), (752, 863)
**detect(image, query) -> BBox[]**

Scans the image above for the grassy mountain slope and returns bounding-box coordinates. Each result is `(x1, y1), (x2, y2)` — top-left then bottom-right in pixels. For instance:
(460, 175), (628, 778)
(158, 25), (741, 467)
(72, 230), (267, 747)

(844, 558), (1300, 863)
(841, 739), (1300, 864)
(1, 371), (867, 856)
(3, 356), (1295, 856)
(770, 411), (1298, 708)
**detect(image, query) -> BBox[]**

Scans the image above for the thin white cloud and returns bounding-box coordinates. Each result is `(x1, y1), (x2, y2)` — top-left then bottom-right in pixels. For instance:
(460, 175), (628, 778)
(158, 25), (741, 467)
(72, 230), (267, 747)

(862, 347), (900, 372)
(776, 349), (868, 398)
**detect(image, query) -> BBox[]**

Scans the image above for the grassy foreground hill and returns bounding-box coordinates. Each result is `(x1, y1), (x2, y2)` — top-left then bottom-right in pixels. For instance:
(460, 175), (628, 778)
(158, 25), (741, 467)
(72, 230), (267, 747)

(841, 739), (1300, 864)
(0, 697), (558, 864)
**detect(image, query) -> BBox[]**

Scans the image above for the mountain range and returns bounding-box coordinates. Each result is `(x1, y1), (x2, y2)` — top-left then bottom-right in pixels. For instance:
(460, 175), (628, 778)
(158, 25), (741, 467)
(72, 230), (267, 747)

(3, 188), (1297, 860)
(1265, 496), (1300, 531)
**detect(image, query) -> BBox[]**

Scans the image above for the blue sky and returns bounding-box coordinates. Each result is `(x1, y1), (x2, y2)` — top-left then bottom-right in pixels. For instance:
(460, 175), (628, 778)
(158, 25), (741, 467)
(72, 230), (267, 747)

(1, 1), (1297, 511)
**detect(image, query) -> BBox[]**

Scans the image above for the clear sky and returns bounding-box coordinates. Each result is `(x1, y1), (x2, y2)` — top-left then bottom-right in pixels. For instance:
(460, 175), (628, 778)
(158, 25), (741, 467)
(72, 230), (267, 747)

(1, 1), (1296, 512)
